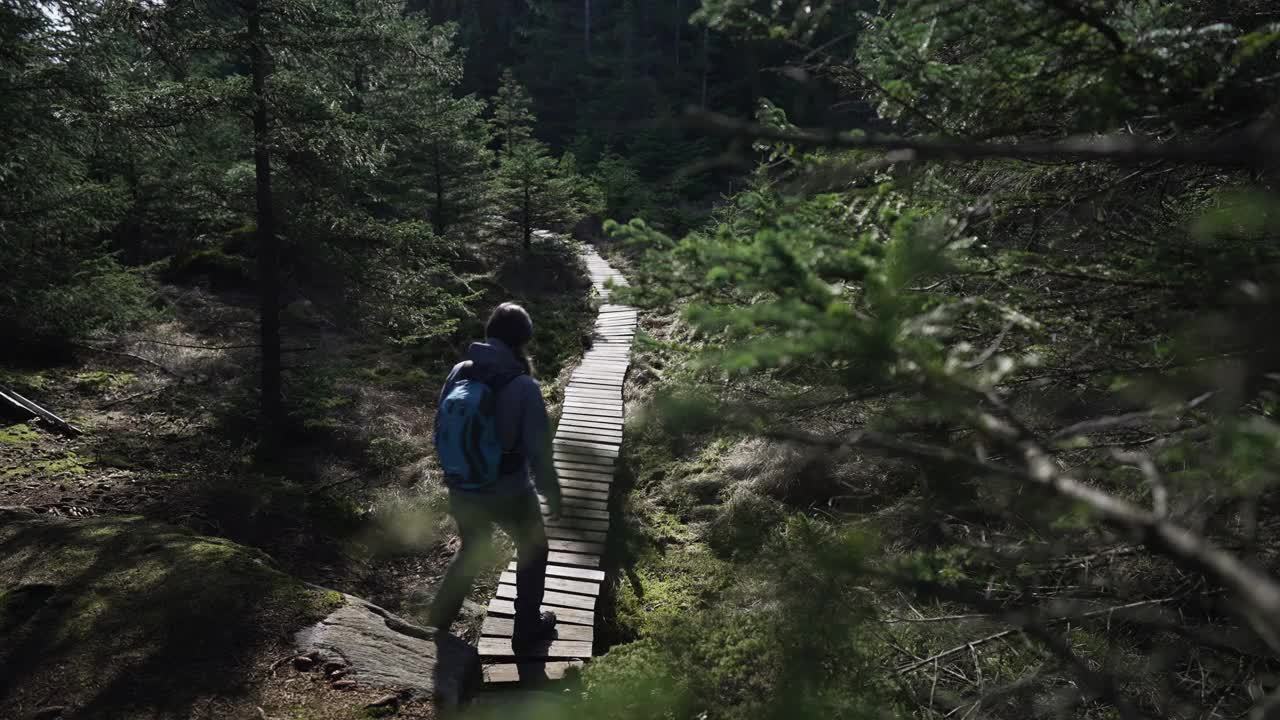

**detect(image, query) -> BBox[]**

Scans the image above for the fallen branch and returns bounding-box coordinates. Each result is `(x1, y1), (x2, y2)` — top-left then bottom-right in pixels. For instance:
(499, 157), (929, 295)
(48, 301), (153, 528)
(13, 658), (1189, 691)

(73, 343), (181, 377)
(1052, 391), (1215, 440)
(893, 596), (1180, 674)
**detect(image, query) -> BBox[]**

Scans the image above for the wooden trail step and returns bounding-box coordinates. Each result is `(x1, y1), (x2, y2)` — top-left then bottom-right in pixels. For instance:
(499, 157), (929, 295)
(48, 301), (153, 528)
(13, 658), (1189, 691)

(487, 598), (594, 625)
(483, 661), (583, 684)
(483, 617), (595, 642)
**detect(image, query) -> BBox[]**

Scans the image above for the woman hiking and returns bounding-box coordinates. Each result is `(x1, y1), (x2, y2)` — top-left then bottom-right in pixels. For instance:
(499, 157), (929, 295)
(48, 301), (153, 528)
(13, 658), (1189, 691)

(428, 302), (562, 651)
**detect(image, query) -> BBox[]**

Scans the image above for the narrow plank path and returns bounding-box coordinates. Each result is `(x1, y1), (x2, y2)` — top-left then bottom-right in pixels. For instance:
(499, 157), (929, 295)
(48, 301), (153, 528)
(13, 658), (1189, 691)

(480, 245), (632, 685)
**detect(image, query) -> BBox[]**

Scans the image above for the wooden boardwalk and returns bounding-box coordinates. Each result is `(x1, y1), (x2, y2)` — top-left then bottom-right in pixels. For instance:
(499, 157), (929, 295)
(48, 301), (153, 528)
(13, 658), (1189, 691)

(480, 247), (633, 685)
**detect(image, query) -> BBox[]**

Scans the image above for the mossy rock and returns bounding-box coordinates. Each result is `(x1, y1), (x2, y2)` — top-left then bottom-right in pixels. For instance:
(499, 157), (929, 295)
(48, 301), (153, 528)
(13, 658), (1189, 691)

(0, 509), (341, 719)
(165, 248), (256, 289)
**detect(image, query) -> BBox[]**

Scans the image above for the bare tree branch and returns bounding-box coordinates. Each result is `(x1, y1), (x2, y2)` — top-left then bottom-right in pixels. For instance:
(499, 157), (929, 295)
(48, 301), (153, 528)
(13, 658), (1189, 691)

(768, 423), (1280, 655)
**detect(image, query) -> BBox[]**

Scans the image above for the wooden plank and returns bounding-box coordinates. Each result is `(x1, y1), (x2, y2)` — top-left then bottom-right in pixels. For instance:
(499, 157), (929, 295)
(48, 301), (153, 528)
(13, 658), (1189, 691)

(565, 387), (623, 399)
(553, 451), (614, 467)
(557, 424), (624, 439)
(570, 370), (629, 379)
(483, 617), (595, 642)
(501, 571), (601, 597)
(478, 637), (594, 659)
(560, 486), (609, 502)
(487, 598), (594, 624)
(557, 422), (623, 436)
(554, 439), (620, 457)
(483, 661), (584, 684)
(497, 584), (597, 610)
(543, 504), (609, 520)
(564, 391), (623, 403)
(577, 361), (629, 370)
(544, 525), (607, 543)
(554, 458), (617, 473)
(548, 538), (606, 555)
(559, 479), (611, 497)
(557, 466), (615, 483)
(556, 429), (623, 445)
(552, 450), (616, 468)
(560, 416), (624, 430)
(547, 549), (602, 568)
(558, 418), (623, 432)
(554, 406), (622, 420)
(572, 369), (626, 379)
(575, 363), (630, 373)
(545, 515), (609, 532)
(560, 404), (623, 417)
(508, 560), (605, 582)
(558, 417), (624, 431)
(547, 494), (609, 511)
(571, 366), (629, 376)
(567, 380), (625, 393)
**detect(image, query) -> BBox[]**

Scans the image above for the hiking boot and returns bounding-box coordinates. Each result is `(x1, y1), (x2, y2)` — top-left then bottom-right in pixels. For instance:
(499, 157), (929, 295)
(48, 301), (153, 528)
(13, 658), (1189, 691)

(512, 610), (557, 653)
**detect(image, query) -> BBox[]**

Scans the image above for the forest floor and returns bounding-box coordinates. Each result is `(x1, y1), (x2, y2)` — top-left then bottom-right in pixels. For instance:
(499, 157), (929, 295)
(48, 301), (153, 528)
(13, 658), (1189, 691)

(0, 235), (595, 718)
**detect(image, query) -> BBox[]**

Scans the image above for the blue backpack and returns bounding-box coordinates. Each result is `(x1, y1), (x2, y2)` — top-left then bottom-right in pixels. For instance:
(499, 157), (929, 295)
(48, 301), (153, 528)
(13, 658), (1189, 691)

(434, 362), (523, 491)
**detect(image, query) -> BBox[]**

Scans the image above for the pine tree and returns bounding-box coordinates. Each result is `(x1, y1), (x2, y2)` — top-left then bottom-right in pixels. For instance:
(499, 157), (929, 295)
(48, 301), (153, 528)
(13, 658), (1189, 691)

(121, 0), (466, 445)
(497, 140), (595, 250)
(488, 68), (535, 158)
(0, 0), (153, 355)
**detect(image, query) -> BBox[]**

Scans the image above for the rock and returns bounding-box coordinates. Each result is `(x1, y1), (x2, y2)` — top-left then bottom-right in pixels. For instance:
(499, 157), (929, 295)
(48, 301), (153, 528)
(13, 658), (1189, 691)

(292, 655), (315, 672)
(332, 679), (357, 690)
(294, 593), (479, 708)
(366, 692), (407, 710)
(31, 707), (68, 719)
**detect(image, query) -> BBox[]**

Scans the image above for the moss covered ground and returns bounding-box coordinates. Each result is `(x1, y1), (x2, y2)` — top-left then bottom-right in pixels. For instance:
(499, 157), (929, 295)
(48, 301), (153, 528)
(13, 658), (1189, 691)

(0, 510), (342, 719)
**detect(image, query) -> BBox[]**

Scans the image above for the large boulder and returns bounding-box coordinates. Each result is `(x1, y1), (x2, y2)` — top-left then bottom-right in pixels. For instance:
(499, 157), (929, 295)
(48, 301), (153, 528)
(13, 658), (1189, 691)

(293, 593), (479, 707)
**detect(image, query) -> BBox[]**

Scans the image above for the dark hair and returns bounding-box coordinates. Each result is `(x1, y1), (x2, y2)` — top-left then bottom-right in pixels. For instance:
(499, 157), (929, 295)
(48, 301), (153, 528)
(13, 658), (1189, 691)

(485, 302), (534, 374)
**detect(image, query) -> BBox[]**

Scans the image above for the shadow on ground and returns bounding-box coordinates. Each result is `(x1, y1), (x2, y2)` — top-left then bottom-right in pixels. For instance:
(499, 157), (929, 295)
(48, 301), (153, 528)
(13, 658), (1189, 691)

(0, 509), (341, 719)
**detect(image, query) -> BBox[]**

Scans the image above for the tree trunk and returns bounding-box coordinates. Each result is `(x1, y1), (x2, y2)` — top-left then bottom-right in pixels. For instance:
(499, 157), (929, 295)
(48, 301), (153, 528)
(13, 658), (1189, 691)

(673, 0), (680, 71)
(584, 0), (590, 59)
(249, 0), (282, 447)
(700, 23), (710, 107)
(522, 185), (532, 250)
(433, 140), (446, 234)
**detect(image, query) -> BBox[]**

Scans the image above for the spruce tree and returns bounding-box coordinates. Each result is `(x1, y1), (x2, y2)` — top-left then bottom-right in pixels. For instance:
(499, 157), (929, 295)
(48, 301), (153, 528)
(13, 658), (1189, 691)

(488, 68), (534, 158)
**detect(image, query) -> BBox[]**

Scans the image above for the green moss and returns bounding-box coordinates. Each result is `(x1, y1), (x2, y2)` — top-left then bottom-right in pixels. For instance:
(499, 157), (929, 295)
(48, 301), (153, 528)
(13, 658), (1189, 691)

(366, 436), (421, 472)
(0, 514), (341, 717)
(5, 451), (92, 479)
(614, 539), (733, 638)
(72, 370), (135, 392)
(0, 423), (40, 445)
(0, 369), (51, 392)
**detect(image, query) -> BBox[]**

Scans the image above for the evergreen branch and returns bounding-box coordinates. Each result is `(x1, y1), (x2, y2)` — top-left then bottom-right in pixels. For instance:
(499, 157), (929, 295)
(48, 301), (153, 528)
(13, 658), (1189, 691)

(683, 109), (1280, 169)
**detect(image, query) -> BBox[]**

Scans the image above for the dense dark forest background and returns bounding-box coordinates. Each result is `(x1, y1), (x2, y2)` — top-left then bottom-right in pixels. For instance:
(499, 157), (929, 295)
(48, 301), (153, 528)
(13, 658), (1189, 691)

(4, 0), (1280, 719)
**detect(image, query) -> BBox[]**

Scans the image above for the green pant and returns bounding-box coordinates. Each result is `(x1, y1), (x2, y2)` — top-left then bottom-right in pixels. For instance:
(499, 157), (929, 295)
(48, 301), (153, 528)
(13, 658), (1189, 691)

(427, 489), (548, 632)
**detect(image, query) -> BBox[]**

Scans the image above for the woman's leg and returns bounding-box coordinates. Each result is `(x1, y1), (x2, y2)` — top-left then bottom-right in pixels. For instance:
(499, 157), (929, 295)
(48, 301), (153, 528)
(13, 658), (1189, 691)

(494, 490), (550, 633)
(427, 493), (494, 633)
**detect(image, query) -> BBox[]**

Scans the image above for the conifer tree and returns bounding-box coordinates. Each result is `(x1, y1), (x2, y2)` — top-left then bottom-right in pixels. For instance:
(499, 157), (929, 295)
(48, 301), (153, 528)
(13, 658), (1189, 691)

(497, 140), (595, 250)
(488, 68), (535, 158)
